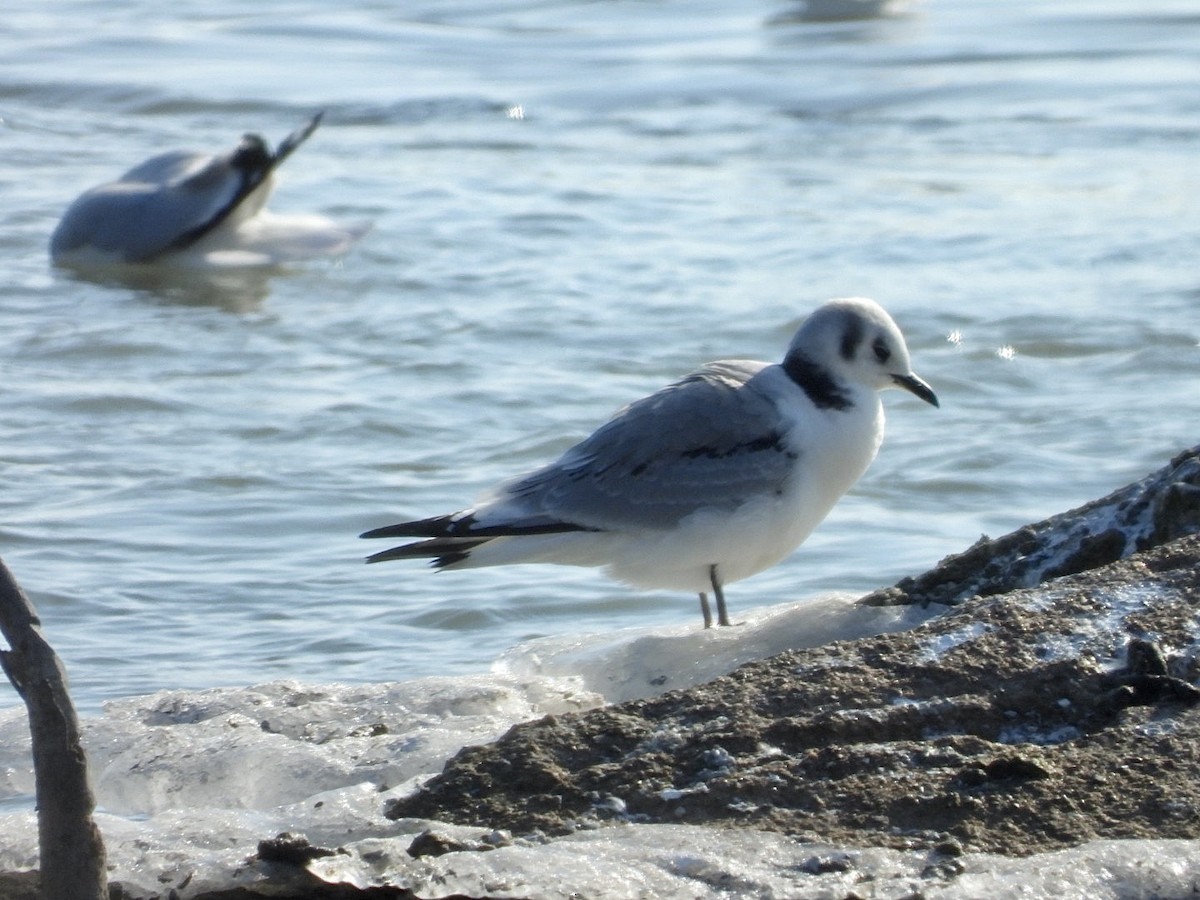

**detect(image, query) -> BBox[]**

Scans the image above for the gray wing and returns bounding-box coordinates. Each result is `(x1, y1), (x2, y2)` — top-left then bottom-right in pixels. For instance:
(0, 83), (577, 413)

(50, 151), (244, 262)
(494, 360), (798, 531)
(50, 114), (322, 263)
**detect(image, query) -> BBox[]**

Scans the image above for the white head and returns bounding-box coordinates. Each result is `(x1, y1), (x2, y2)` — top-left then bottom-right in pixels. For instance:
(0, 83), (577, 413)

(782, 297), (939, 409)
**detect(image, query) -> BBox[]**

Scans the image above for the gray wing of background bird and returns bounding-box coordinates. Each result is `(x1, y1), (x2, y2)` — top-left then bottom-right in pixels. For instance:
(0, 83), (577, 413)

(50, 113), (322, 263)
(494, 361), (800, 531)
(51, 151), (252, 262)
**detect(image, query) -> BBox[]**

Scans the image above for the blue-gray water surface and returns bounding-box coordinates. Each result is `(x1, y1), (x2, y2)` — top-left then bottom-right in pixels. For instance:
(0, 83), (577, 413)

(1, 0), (1198, 713)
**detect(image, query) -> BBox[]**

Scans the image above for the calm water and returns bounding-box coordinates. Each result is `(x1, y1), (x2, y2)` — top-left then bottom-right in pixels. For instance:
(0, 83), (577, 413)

(1, 0), (1198, 714)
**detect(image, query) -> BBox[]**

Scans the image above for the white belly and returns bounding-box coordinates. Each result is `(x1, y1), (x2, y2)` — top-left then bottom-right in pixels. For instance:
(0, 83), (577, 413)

(604, 399), (885, 592)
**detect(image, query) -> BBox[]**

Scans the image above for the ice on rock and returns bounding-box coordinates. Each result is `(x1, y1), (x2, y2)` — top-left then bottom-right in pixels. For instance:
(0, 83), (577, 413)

(307, 827), (1200, 900)
(0, 669), (603, 887)
(495, 594), (938, 703)
(81, 675), (602, 816)
(0, 672), (600, 830)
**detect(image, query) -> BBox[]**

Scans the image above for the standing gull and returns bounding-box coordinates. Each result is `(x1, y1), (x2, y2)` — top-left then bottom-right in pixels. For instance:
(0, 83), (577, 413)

(362, 298), (938, 628)
(50, 113), (368, 268)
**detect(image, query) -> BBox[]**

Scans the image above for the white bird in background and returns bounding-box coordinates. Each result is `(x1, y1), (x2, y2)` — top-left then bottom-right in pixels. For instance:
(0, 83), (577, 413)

(362, 298), (939, 628)
(50, 113), (368, 269)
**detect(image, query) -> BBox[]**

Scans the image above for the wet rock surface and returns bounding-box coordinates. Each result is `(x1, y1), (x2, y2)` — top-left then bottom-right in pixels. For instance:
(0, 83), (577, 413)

(862, 443), (1200, 608)
(388, 446), (1200, 857)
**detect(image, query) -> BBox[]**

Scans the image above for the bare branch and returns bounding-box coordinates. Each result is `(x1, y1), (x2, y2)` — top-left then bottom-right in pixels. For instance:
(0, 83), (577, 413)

(0, 558), (106, 900)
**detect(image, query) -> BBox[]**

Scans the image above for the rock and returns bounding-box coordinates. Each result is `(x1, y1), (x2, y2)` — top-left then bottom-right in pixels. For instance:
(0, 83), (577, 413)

(404, 827), (511, 859)
(860, 443), (1200, 607)
(387, 446), (1200, 857)
(257, 831), (339, 866)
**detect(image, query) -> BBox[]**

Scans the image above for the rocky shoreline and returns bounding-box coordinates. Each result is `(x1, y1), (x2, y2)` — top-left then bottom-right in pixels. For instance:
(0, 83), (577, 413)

(388, 444), (1200, 858)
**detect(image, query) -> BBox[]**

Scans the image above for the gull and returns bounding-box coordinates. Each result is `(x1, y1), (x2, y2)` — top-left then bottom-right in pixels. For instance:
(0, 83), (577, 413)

(49, 113), (368, 269)
(361, 298), (938, 628)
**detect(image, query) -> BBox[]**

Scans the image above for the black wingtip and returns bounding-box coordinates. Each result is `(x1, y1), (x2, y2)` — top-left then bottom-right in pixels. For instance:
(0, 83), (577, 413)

(274, 112), (324, 164)
(360, 515), (459, 541)
(360, 526), (395, 540)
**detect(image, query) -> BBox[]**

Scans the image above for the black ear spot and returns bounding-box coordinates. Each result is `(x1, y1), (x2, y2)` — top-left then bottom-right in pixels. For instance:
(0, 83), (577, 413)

(872, 337), (891, 364)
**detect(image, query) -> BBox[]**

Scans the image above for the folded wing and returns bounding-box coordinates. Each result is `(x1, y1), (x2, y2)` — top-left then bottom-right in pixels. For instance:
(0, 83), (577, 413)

(50, 113), (324, 264)
(361, 360), (802, 565)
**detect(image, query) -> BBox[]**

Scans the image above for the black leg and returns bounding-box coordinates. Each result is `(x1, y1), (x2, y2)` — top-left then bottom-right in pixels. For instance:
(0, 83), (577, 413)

(698, 592), (713, 629)
(710, 564), (730, 627)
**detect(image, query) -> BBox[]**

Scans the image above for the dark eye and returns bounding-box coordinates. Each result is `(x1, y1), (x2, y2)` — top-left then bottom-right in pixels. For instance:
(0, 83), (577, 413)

(872, 338), (891, 364)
